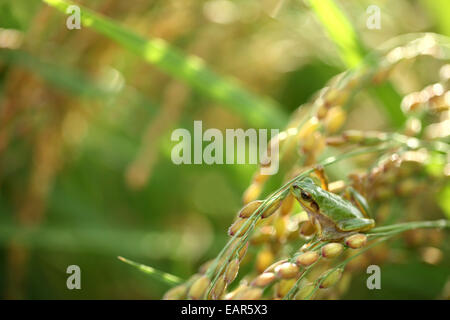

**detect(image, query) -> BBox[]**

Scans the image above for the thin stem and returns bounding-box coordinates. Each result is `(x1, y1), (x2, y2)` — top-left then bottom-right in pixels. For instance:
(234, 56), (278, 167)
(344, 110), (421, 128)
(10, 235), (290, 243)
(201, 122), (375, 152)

(368, 219), (450, 234)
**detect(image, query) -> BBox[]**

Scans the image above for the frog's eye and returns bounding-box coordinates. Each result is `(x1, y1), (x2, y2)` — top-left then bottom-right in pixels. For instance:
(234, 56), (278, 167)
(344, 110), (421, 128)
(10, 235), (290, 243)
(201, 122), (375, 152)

(300, 190), (312, 201)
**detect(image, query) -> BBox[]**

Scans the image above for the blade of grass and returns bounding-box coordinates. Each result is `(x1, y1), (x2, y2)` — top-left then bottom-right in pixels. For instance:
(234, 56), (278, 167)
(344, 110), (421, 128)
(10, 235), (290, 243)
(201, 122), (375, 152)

(306, 0), (405, 128)
(42, 0), (287, 128)
(118, 256), (183, 286)
(307, 0), (365, 68)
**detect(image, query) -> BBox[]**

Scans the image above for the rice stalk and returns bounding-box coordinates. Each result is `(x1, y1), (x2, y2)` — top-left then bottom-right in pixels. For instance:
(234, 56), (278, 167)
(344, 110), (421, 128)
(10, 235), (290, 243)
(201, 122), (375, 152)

(166, 33), (450, 300)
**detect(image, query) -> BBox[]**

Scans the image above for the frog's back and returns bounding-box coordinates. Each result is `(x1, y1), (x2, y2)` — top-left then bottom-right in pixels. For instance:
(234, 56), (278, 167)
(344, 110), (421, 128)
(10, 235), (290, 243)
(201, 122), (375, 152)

(314, 187), (365, 220)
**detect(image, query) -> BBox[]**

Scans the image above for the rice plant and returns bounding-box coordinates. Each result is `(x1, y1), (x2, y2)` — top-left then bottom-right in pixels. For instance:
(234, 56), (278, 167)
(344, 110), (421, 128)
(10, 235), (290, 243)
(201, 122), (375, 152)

(163, 32), (450, 300)
(0, 0), (449, 300)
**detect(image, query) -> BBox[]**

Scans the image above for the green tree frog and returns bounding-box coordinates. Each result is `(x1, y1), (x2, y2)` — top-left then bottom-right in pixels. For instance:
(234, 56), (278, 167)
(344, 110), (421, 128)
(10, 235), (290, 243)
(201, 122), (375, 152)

(291, 177), (375, 240)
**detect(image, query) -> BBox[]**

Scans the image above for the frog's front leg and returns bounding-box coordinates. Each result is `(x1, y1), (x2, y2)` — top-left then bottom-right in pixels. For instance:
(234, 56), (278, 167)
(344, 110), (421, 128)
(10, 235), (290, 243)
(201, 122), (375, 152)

(344, 186), (372, 219)
(310, 215), (323, 238)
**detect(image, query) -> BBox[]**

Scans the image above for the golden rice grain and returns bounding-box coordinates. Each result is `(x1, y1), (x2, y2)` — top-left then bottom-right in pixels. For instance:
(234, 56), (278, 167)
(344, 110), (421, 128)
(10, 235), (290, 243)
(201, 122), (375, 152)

(321, 243), (344, 258)
(296, 251), (319, 267)
(163, 285), (187, 300)
(251, 272), (277, 287)
(275, 262), (300, 279)
(188, 275), (210, 300)
(320, 268), (343, 289)
(238, 200), (264, 218)
(345, 234), (367, 249)
(224, 258), (240, 284)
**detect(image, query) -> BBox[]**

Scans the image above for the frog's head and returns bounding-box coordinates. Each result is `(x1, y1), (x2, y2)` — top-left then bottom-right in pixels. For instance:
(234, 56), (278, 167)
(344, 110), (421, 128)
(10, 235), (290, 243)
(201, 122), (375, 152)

(290, 177), (321, 213)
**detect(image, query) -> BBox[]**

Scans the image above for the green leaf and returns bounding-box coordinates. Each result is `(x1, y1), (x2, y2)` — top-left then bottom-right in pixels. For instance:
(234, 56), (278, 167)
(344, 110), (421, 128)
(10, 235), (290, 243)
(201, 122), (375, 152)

(307, 0), (365, 68)
(118, 256), (183, 286)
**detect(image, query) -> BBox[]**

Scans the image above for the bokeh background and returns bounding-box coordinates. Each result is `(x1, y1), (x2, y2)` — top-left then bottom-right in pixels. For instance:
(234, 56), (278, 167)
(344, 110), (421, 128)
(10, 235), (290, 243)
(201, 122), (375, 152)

(0, 0), (449, 299)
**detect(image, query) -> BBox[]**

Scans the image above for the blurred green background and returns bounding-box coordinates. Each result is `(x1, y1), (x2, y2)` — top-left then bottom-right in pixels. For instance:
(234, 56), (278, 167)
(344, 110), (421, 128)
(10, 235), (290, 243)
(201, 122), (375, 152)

(0, 0), (449, 299)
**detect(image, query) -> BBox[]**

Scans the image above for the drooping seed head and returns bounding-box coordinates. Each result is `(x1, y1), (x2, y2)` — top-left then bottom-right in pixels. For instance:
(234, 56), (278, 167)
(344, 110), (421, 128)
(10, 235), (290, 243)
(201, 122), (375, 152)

(261, 198), (282, 218)
(320, 268), (343, 289)
(211, 277), (227, 300)
(321, 243), (344, 258)
(296, 251), (319, 267)
(324, 88), (349, 107)
(238, 200), (264, 218)
(163, 285), (187, 300)
(324, 106), (346, 134)
(224, 284), (248, 300)
(276, 279), (297, 298)
(316, 103), (328, 119)
(224, 258), (240, 284)
(302, 131), (324, 154)
(188, 275), (210, 300)
(228, 218), (251, 237)
(372, 66), (392, 85)
(298, 117), (320, 139)
(251, 272), (276, 287)
(237, 288), (263, 300)
(238, 242), (249, 261)
(345, 234), (367, 249)
(262, 258), (287, 274)
(275, 262), (300, 279)
(294, 283), (315, 300)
